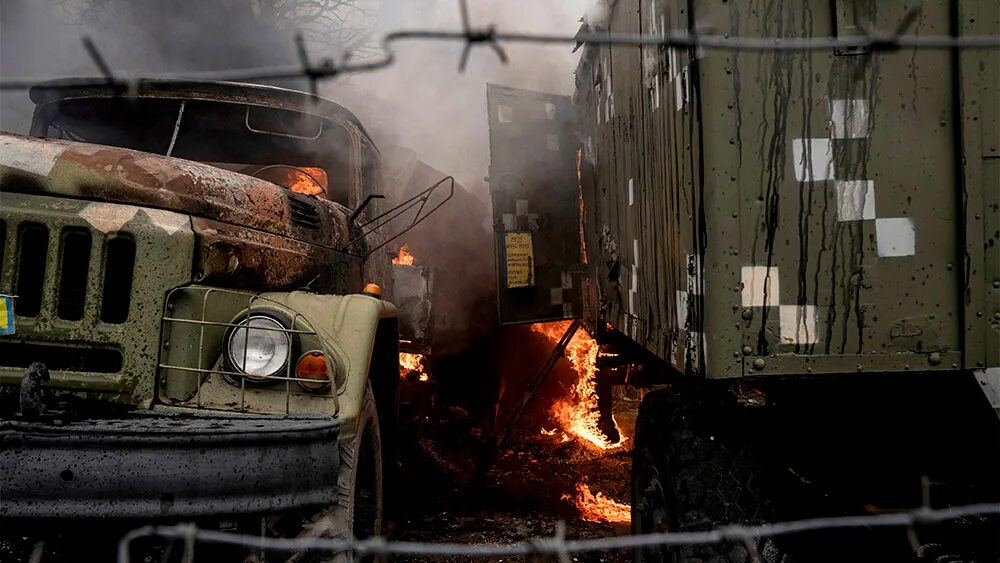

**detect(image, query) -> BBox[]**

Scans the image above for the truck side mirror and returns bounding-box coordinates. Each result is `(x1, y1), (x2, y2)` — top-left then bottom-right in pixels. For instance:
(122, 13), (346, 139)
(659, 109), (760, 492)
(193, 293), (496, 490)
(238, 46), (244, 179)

(341, 176), (455, 258)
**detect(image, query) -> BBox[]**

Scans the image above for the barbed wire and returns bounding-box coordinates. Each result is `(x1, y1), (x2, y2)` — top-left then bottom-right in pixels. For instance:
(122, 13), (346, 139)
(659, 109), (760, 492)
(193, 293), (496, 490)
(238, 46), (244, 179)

(116, 503), (1000, 562)
(2, 1), (998, 91)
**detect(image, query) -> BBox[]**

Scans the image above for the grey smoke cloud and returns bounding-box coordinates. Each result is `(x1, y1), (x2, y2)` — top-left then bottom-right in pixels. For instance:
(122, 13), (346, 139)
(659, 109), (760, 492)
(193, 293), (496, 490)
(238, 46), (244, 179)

(2, 0), (589, 185)
(326, 0), (589, 201)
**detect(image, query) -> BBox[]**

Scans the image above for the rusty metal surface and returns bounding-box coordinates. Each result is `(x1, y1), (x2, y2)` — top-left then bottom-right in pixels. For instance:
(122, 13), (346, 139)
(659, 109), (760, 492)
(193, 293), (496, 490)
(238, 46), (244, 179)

(1, 133), (356, 250)
(192, 217), (360, 295)
(487, 84), (584, 326)
(575, 0), (999, 378)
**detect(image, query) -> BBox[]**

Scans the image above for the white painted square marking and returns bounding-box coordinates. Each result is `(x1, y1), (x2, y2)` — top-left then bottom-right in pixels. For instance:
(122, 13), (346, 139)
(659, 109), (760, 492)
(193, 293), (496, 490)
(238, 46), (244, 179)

(793, 138), (835, 182)
(830, 99), (870, 139)
(515, 199), (529, 216)
(502, 213), (515, 231)
(835, 180), (876, 221)
(876, 218), (916, 257)
(780, 305), (818, 344)
(741, 266), (780, 307)
(686, 253), (702, 295)
(674, 67), (688, 111)
(676, 290), (689, 329)
(547, 134), (560, 152)
(498, 105), (513, 123)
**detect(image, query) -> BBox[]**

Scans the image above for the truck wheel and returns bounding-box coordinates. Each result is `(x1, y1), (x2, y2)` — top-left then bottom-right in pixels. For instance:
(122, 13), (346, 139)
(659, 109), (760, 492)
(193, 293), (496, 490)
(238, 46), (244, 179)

(294, 383), (384, 563)
(631, 386), (787, 563)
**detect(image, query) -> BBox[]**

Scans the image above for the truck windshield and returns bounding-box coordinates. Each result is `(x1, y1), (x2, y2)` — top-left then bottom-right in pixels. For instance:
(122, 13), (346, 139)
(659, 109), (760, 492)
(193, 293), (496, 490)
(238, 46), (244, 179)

(35, 97), (351, 205)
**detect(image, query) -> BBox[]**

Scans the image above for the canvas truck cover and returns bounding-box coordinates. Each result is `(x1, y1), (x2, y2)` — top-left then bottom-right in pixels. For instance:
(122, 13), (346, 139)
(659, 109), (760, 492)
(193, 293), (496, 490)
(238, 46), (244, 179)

(487, 84), (583, 326)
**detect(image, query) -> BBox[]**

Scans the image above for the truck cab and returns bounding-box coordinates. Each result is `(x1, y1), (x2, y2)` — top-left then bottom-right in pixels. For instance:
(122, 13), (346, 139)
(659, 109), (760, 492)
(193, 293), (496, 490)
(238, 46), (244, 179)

(0, 80), (422, 555)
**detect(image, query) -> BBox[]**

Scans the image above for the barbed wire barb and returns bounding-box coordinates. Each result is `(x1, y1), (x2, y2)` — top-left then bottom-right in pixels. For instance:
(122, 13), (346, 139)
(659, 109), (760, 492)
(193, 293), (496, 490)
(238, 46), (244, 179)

(80, 36), (115, 86)
(456, 0), (507, 72)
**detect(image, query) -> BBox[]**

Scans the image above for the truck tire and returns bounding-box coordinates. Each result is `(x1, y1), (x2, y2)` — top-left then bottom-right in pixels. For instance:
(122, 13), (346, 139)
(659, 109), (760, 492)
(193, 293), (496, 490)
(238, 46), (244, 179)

(631, 386), (787, 563)
(294, 383), (384, 563)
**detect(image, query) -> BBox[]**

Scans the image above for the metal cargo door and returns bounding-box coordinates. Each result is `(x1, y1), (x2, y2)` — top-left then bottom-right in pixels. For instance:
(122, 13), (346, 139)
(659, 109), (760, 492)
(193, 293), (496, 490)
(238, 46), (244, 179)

(487, 84), (582, 325)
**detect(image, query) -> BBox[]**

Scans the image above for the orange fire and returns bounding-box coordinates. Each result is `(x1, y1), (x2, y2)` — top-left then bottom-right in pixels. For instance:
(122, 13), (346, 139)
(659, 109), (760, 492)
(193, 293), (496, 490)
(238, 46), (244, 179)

(393, 245), (415, 266)
(564, 483), (631, 524)
(530, 321), (625, 450)
(399, 352), (429, 381)
(287, 167), (328, 197)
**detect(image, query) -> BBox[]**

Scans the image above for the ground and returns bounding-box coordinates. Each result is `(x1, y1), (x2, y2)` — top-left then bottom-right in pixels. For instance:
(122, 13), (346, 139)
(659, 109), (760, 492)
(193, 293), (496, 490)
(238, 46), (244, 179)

(390, 398), (639, 562)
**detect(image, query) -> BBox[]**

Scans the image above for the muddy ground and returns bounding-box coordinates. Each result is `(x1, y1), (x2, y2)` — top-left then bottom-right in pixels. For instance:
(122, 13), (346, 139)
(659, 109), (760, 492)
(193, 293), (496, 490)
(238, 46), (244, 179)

(389, 399), (639, 563)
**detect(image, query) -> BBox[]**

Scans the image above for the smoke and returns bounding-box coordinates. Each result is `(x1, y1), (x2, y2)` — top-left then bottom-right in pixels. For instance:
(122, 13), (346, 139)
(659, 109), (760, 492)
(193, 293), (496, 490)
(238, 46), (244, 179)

(2, 0), (589, 186)
(325, 0), (589, 202)
(0, 0), (591, 339)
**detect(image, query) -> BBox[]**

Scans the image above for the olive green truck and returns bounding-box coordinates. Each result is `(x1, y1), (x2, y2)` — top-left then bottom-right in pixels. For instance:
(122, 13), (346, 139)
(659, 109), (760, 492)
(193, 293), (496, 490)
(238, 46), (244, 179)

(488, 0), (998, 560)
(572, 0), (1000, 560)
(0, 80), (455, 555)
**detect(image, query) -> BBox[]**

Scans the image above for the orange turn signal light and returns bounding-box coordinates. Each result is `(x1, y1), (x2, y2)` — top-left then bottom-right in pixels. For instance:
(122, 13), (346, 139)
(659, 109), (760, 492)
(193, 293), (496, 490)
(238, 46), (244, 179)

(362, 283), (382, 298)
(295, 351), (331, 392)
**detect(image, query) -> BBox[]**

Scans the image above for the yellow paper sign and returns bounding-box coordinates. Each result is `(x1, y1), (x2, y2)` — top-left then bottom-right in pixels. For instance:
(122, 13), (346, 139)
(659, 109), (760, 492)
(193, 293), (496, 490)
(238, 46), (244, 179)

(504, 232), (534, 288)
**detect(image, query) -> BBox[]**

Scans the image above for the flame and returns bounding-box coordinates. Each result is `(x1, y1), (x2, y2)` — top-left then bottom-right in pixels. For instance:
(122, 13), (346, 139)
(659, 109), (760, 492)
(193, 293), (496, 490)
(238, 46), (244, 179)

(563, 483), (631, 524)
(530, 321), (625, 450)
(393, 245), (415, 266)
(287, 167), (327, 196)
(400, 352), (428, 381)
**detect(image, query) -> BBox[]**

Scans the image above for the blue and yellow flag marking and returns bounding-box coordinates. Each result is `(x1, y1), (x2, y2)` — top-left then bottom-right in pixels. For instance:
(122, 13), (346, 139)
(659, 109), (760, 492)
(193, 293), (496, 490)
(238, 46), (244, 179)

(0, 295), (15, 335)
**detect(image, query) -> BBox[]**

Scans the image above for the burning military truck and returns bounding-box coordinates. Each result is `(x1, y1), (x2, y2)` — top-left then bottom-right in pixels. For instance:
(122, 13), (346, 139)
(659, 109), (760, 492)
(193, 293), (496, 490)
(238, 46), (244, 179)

(489, 1), (999, 560)
(0, 79), (451, 559)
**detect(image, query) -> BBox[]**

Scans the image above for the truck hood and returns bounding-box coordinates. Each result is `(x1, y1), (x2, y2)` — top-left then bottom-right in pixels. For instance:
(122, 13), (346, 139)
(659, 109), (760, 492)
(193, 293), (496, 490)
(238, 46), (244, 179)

(0, 133), (351, 249)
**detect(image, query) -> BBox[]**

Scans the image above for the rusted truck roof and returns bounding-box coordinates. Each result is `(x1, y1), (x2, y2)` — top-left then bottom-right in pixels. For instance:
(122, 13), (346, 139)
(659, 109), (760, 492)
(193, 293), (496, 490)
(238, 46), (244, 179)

(27, 78), (375, 147)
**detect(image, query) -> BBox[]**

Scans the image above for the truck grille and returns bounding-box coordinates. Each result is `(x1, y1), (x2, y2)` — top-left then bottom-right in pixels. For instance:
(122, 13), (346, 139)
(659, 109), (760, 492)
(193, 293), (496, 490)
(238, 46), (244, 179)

(13, 222), (48, 318)
(289, 195), (321, 229)
(0, 192), (195, 399)
(8, 223), (135, 324)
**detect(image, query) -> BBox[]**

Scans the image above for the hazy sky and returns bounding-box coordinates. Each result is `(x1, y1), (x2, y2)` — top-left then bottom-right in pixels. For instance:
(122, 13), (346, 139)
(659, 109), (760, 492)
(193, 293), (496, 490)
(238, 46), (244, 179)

(0, 0), (591, 194)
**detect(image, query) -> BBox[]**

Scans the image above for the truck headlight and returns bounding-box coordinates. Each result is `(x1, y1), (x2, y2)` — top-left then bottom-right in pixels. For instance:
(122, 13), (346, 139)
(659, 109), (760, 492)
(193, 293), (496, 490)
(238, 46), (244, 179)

(225, 314), (291, 381)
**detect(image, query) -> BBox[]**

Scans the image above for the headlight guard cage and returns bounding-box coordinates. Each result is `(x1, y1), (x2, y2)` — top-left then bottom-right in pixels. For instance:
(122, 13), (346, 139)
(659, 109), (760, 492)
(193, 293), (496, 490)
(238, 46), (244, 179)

(158, 286), (335, 413)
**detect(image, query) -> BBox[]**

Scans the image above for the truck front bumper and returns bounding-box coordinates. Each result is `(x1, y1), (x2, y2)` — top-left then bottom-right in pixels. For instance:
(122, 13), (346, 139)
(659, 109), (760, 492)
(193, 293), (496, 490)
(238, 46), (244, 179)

(0, 411), (341, 519)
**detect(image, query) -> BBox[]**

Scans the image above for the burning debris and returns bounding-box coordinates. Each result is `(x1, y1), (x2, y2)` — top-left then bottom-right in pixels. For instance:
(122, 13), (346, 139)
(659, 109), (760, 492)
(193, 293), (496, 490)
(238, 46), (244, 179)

(565, 483), (631, 524)
(393, 245), (416, 266)
(400, 352), (429, 382)
(529, 321), (626, 450)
